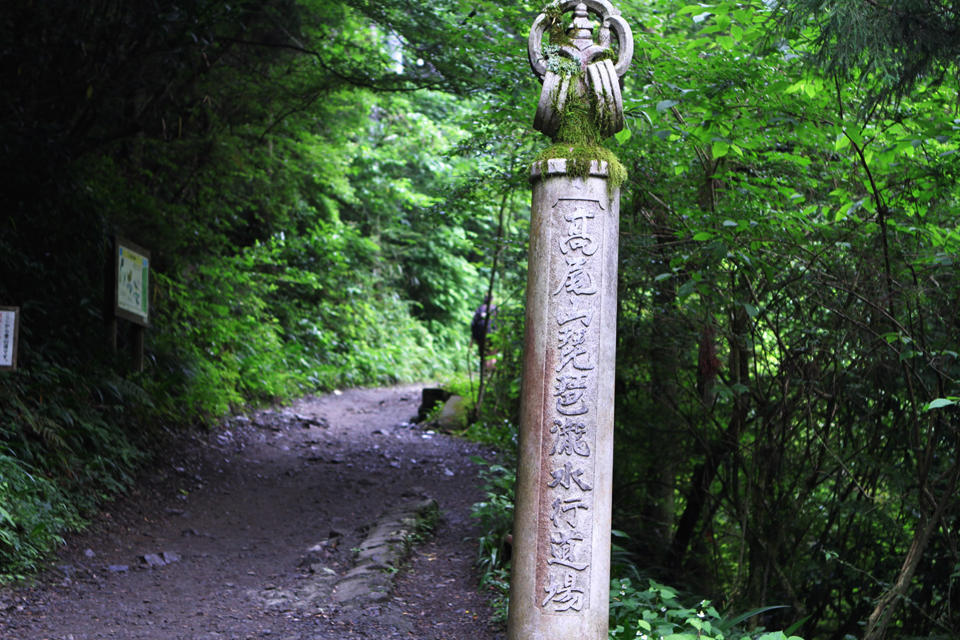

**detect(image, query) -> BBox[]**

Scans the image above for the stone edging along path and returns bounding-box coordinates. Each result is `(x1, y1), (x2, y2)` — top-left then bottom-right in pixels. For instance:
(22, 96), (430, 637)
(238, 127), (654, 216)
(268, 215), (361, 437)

(0, 386), (504, 640)
(332, 497), (439, 606)
(248, 494), (440, 614)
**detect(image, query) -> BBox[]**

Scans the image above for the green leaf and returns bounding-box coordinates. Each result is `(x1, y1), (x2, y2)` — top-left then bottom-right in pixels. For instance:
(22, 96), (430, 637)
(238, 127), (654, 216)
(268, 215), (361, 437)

(657, 99), (680, 112)
(925, 398), (957, 411)
(785, 80), (804, 94)
(712, 141), (730, 158)
(614, 127), (632, 145)
(0, 502), (15, 526)
(718, 605), (789, 631)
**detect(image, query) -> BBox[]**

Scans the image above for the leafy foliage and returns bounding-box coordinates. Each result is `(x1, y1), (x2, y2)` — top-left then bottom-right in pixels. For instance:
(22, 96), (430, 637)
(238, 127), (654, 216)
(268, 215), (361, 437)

(0, 360), (143, 577)
(611, 578), (804, 640)
(0, 0), (498, 580)
(2, 1), (960, 639)
(771, 0), (960, 109)
(468, 1), (960, 638)
(598, 1), (960, 637)
(0, 453), (83, 581)
(470, 456), (517, 623)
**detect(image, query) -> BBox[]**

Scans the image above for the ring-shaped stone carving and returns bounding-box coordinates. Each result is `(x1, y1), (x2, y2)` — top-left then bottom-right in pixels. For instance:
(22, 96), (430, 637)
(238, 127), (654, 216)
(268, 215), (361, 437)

(527, 12), (551, 80)
(587, 59), (623, 137)
(533, 71), (571, 138)
(527, 0), (634, 82)
(528, 1), (633, 139)
(604, 15), (633, 78)
(603, 60), (624, 131)
(532, 59), (623, 140)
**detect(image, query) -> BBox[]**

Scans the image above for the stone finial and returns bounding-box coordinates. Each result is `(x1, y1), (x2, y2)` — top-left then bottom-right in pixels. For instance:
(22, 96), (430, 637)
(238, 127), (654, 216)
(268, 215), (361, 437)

(528, 0), (633, 140)
(568, 4), (595, 43)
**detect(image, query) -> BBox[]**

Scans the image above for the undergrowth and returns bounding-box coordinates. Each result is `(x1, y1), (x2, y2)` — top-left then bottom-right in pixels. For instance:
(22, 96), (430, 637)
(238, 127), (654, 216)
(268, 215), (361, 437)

(0, 219), (469, 581)
(0, 359), (144, 580)
(468, 452), (808, 639)
(464, 311), (806, 639)
(610, 578), (805, 640)
(470, 455), (516, 624)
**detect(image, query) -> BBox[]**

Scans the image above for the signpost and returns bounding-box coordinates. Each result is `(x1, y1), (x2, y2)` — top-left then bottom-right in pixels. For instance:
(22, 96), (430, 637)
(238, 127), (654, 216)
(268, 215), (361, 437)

(114, 238), (150, 326)
(108, 237), (150, 372)
(0, 306), (20, 371)
(508, 3), (632, 639)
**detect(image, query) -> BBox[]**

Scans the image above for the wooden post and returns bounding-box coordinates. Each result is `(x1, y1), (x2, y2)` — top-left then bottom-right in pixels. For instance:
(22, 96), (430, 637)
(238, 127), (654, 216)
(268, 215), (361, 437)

(106, 236), (118, 353)
(109, 236), (151, 372)
(132, 325), (145, 373)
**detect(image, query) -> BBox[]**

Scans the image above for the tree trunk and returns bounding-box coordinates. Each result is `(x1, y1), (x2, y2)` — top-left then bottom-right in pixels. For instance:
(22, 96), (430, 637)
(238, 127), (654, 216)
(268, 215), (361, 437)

(670, 279), (750, 569)
(645, 202), (682, 549)
(473, 170), (514, 418)
(862, 459), (959, 640)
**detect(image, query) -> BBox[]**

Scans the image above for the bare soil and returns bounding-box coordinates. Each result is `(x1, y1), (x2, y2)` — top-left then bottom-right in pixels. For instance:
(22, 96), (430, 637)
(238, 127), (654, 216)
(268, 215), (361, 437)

(0, 385), (507, 640)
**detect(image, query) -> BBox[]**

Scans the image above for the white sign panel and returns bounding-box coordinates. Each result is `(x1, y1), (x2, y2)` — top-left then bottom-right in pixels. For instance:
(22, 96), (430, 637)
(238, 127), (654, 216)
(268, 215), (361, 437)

(0, 307), (20, 370)
(115, 239), (150, 325)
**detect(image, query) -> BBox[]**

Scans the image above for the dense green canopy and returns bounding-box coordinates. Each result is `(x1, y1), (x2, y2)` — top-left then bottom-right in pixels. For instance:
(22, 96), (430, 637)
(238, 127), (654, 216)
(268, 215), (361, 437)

(2, 1), (959, 638)
(773, 0), (960, 109)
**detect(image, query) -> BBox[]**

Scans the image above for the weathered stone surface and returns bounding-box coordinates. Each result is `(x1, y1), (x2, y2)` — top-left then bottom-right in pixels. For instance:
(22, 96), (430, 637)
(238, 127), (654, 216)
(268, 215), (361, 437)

(508, 159), (619, 640)
(330, 497), (438, 608)
(139, 551), (180, 568)
(509, 5), (631, 637)
(527, 0), (633, 140)
(434, 395), (467, 431)
(140, 553), (166, 568)
(332, 573), (391, 603)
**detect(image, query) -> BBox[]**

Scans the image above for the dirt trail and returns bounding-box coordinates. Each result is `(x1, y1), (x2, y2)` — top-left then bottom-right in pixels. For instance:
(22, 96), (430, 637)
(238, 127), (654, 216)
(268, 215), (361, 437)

(0, 385), (506, 640)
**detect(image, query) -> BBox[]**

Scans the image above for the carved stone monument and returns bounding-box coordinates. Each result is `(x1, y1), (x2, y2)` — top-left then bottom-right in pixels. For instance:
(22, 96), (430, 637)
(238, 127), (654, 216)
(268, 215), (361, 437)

(508, 2), (632, 639)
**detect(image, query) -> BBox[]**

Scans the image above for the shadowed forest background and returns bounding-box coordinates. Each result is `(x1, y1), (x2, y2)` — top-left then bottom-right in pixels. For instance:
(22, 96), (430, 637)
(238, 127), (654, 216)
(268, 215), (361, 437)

(1, 1), (958, 639)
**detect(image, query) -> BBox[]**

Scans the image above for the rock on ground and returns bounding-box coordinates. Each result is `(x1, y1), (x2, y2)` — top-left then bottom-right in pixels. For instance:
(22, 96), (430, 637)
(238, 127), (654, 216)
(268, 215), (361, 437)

(0, 385), (506, 640)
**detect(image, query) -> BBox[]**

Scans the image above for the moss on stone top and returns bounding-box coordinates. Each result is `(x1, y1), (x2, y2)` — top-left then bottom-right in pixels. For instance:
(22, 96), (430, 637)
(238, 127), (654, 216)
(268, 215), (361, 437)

(535, 73), (627, 189)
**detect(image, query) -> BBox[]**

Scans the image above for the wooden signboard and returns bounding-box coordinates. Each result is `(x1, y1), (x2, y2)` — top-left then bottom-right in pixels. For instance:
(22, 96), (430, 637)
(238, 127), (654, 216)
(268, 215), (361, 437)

(0, 306), (20, 371)
(114, 237), (150, 326)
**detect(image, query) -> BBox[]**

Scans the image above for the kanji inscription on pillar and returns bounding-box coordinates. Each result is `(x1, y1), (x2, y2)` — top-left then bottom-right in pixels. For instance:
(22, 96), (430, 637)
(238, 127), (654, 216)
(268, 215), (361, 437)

(537, 196), (607, 613)
(507, 1), (631, 637)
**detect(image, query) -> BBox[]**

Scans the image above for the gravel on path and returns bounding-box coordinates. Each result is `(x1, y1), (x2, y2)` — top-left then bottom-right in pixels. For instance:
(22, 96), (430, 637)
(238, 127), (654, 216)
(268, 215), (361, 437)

(0, 385), (506, 640)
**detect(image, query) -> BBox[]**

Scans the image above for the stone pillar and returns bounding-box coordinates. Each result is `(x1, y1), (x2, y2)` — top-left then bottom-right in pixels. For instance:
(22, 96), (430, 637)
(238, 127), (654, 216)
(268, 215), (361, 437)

(508, 159), (619, 639)
(508, 2), (631, 639)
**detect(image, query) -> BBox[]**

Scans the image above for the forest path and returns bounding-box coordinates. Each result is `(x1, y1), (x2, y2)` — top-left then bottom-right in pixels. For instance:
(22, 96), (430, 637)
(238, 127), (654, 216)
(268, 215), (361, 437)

(0, 385), (505, 640)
